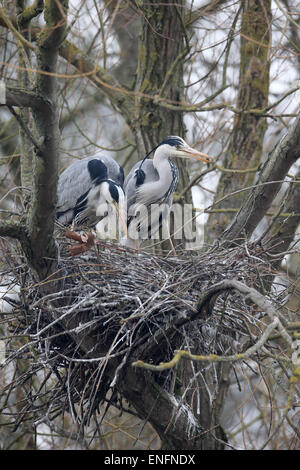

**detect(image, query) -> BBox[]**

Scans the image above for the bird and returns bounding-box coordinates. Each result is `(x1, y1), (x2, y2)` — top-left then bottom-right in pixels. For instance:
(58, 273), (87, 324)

(56, 154), (127, 241)
(122, 136), (212, 248)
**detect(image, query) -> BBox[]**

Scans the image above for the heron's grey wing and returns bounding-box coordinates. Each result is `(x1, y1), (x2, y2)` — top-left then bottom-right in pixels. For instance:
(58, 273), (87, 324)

(57, 155), (120, 212)
(57, 155), (124, 225)
(57, 158), (94, 216)
(124, 160), (172, 242)
(124, 159), (159, 210)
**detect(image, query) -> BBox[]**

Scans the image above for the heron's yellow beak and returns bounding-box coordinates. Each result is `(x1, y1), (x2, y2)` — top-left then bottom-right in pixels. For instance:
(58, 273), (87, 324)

(112, 201), (128, 238)
(180, 147), (213, 163)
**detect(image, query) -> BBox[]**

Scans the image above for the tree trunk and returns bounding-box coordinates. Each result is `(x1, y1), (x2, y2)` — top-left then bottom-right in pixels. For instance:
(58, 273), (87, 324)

(207, 0), (272, 242)
(133, 1), (193, 251)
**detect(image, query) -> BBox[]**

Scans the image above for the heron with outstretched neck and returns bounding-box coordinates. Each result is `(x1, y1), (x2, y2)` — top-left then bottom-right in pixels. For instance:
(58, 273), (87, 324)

(122, 136), (213, 249)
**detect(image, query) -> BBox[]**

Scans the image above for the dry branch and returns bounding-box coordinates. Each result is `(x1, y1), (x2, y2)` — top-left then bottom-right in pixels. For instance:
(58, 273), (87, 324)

(221, 112), (300, 245)
(133, 318), (282, 371)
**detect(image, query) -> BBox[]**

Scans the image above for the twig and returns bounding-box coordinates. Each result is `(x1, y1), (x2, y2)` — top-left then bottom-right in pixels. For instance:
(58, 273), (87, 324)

(133, 318), (281, 371)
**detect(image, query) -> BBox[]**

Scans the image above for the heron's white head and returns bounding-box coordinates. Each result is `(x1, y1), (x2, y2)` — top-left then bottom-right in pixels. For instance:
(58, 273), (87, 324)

(154, 136), (212, 163)
(89, 181), (127, 240)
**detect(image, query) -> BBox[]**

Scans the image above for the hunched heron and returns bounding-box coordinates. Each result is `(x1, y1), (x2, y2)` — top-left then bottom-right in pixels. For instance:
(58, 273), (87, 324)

(56, 154), (127, 241)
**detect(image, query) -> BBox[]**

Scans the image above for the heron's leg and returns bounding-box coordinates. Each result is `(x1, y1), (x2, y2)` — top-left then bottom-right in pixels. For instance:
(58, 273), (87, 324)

(166, 222), (176, 255)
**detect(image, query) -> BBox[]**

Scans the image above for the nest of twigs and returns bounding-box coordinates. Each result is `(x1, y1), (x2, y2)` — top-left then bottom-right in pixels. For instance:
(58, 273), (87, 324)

(1, 236), (281, 430)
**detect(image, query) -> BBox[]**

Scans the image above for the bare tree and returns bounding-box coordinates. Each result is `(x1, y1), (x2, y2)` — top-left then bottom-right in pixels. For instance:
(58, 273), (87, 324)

(0, 0), (299, 450)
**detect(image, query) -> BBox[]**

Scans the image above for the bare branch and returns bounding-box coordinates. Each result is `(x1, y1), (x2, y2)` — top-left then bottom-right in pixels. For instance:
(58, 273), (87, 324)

(58, 40), (132, 120)
(2, 86), (51, 111)
(25, 0), (69, 280)
(16, 0), (44, 25)
(0, 220), (27, 241)
(220, 112), (300, 244)
(0, 7), (36, 51)
(133, 318), (283, 371)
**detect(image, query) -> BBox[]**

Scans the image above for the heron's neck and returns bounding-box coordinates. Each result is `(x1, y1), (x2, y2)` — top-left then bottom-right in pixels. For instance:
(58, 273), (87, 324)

(153, 148), (177, 185)
(138, 150), (177, 205)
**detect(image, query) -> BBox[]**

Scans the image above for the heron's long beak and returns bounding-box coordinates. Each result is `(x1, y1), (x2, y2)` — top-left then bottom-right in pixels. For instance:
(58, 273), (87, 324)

(180, 147), (213, 163)
(112, 201), (128, 238)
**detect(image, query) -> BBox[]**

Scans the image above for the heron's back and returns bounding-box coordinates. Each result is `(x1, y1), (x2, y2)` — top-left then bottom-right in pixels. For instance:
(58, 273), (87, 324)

(57, 155), (124, 225)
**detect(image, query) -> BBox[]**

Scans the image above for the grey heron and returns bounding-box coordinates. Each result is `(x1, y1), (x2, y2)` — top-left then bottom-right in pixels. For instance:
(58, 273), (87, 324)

(122, 136), (212, 248)
(56, 154), (127, 241)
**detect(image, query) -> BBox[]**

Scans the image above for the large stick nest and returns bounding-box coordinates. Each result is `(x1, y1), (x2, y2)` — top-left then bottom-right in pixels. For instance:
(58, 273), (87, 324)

(1, 238), (281, 430)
